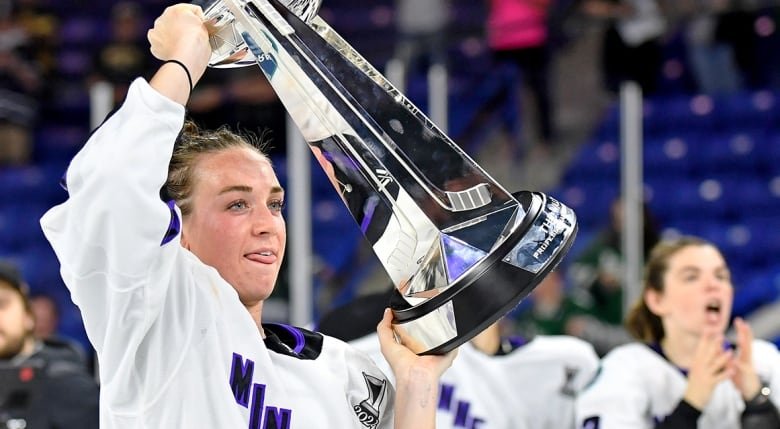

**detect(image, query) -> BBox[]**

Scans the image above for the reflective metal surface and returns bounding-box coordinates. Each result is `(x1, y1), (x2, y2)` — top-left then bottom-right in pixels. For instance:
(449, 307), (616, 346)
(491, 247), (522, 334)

(203, 0), (578, 354)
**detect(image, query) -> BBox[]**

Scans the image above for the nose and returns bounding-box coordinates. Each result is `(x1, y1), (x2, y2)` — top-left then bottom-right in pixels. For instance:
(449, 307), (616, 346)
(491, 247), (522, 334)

(704, 274), (729, 292)
(251, 205), (276, 236)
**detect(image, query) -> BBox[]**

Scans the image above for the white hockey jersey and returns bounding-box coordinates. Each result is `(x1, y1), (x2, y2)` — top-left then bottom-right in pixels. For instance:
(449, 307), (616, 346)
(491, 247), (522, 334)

(40, 79), (394, 429)
(576, 341), (780, 428)
(351, 334), (599, 429)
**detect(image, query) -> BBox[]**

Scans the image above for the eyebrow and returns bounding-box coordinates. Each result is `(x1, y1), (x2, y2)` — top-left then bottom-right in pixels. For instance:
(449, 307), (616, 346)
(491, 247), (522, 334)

(677, 265), (728, 274)
(217, 185), (285, 195)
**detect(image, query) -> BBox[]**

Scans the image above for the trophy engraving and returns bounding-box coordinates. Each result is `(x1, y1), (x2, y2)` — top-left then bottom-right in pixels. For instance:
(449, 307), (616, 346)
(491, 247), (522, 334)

(203, 0), (578, 354)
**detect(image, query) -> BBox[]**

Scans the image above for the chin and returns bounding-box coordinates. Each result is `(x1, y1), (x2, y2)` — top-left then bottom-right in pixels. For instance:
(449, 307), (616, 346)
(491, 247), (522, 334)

(241, 281), (276, 300)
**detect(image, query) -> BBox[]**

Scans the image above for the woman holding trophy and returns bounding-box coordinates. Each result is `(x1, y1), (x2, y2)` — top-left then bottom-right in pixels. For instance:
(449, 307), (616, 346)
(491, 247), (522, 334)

(40, 4), (455, 428)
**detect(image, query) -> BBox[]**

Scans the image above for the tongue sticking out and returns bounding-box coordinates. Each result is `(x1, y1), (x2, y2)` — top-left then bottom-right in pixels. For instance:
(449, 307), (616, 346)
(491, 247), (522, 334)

(246, 253), (275, 264)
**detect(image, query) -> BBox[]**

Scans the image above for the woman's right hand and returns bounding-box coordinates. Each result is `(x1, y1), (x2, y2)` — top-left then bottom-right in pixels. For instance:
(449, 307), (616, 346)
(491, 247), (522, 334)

(147, 4), (211, 85)
(683, 333), (735, 410)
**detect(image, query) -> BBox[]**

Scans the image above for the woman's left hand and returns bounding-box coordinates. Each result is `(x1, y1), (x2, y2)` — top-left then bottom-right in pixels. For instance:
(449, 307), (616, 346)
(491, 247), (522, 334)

(376, 309), (457, 383)
(731, 317), (763, 401)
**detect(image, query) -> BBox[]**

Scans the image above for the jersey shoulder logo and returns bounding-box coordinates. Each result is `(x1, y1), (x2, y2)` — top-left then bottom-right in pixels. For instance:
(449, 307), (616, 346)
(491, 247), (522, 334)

(560, 366), (580, 397)
(353, 372), (388, 429)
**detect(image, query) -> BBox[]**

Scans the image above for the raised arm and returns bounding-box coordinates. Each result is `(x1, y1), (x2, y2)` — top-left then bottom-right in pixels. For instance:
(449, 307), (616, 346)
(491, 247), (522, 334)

(39, 4), (211, 357)
(147, 4), (211, 105)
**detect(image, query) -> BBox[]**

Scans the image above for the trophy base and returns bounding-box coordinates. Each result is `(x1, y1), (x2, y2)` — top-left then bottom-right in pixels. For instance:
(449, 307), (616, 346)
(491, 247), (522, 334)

(390, 191), (578, 355)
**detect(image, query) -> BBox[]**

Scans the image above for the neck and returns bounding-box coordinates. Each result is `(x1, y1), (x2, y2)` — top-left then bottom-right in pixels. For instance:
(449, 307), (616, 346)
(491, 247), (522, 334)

(246, 301), (265, 338)
(471, 324), (501, 355)
(11, 337), (38, 364)
(660, 331), (700, 369)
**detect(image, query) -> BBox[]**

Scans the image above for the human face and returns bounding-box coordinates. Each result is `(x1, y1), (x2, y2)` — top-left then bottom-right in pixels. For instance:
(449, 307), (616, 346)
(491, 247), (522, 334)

(0, 282), (33, 359)
(30, 295), (58, 338)
(181, 147), (286, 307)
(646, 244), (733, 339)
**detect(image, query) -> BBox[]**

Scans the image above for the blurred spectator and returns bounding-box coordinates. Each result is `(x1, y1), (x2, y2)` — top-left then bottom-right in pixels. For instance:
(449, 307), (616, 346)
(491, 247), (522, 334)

(513, 270), (592, 337)
(14, 0), (58, 78)
(186, 68), (284, 156)
(88, 1), (153, 105)
(511, 269), (632, 356)
(0, 261), (99, 428)
(385, 0), (450, 92)
(711, 2), (762, 89)
(569, 197), (660, 325)
(29, 293), (58, 340)
(566, 197), (660, 354)
(682, 0), (742, 94)
(0, 0), (43, 165)
(580, 0), (667, 95)
(485, 0), (557, 152)
(29, 292), (92, 371)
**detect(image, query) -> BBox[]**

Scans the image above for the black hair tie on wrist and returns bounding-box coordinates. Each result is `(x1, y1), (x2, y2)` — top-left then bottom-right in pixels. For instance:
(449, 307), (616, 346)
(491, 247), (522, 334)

(162, 59), (193, 94)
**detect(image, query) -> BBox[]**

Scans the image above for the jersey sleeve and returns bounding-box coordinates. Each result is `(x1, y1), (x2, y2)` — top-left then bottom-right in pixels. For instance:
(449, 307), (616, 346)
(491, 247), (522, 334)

(566, 337), (601, 394)
(348, 344), (396, 428)
(40, 78), (185, 355)
(752, 339), (780, 410)
(575, 349), (653, 429)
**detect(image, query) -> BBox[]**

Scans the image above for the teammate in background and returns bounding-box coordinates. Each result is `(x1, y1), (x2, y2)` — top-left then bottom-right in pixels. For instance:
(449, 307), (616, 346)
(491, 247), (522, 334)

(0, 261), (99, 428)
(567, 196), (660, 356)
(40, 5), (454, 428)
(318, 288), (600, 429)
(576, 236), (780, 428)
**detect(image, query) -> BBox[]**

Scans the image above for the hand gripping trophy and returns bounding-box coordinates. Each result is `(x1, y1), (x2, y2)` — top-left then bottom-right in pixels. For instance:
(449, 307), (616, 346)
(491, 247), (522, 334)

(202, 0), (578, 354)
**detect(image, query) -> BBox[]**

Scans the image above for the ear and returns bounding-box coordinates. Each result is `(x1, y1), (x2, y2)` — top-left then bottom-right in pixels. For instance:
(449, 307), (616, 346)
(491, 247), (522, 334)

(644, 288), (666, 317)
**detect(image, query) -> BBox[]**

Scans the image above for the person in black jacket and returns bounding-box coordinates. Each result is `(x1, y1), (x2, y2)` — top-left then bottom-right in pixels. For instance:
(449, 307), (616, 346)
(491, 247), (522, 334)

(0, 261), (99, 429)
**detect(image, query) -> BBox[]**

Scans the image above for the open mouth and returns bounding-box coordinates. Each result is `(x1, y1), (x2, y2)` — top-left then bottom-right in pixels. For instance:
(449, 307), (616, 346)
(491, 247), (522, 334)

(705, 300), (721, 314)
(704, 299), (723, 323)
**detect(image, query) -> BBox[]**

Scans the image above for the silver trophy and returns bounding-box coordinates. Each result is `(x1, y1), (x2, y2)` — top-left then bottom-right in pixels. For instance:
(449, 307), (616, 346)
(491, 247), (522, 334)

(203, 0), (578, 355)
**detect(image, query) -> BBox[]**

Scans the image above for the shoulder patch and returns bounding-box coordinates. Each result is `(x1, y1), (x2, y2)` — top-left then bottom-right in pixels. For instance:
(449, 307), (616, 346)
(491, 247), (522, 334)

(352, 372), (388, 429)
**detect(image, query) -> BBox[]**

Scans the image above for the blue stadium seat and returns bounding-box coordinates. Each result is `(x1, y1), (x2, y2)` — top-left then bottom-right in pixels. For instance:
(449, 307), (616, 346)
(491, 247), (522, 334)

(0, 203), (51, 253)
(562, 140), (620, 184)
(647, 178), (729, 223)
(709, 89), (779, 129)
(0, 166), (63, 206)
(643, 135), (696, 179)
(553, 182), (618, 230)
(644, 94), (715, 136)
(35, 126), (88, 165)
(689, 130), (769, 177)
(733, 267), (780, 319)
